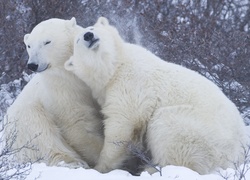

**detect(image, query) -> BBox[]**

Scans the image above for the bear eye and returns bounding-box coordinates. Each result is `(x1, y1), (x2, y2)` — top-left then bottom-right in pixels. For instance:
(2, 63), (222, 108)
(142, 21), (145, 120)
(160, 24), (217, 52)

(27, 45), (31, 48)
(44, 41), (51, 45)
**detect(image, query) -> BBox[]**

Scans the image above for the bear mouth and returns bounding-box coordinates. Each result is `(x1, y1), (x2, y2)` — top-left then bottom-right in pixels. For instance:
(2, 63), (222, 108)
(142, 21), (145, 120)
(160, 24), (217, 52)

(37, 63), (50, 72)
(88, 38), (99, 49)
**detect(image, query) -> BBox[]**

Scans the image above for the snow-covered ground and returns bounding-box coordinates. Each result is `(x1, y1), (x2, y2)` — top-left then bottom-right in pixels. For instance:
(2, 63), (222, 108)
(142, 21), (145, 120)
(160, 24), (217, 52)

(26, 162), (250, 180)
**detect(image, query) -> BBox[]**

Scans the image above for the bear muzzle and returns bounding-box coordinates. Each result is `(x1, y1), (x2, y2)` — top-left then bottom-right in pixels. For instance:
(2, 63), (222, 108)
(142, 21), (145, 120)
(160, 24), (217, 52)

(27, 62), (49, 72)
(28, 63), (38, 71)
(83, 32), (99, 49)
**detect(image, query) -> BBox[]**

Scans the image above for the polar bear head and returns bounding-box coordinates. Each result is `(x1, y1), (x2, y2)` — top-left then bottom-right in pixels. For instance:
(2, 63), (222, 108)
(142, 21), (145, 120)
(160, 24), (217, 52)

(24, 17), (82, 72)
(65, 17), (124, 91)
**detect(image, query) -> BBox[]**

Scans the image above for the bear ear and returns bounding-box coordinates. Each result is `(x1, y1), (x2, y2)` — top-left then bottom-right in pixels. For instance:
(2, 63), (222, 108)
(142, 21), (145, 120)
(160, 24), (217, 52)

(64, 58), (74, 71)
(24, 34), (30, 44)
(69, 17), (77, 27)
(96, 17), (109, 26)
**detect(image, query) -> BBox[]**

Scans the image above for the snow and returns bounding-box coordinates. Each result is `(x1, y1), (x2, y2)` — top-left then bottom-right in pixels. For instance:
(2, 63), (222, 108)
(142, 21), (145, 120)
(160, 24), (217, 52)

(5, 15), (10, 20)
(25, 163), (250, 180)
(161, 31), (168, 37)
(157, 13), (163, 22)
(15, 3), (32, 14)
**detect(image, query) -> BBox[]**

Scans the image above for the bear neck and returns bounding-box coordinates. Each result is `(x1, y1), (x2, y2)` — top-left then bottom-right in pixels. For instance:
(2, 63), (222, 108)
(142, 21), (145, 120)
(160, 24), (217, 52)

(90, 44), (126, 106)
(41, 66), (78, 83)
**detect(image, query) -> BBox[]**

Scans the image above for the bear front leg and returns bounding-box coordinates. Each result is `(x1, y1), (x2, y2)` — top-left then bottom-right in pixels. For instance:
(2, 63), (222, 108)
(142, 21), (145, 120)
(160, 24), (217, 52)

(94, 117), (135, 173)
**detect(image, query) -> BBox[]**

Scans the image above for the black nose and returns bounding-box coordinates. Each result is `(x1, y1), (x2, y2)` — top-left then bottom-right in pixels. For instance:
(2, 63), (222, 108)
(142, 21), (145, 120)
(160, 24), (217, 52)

(28, 63), (38, 71)
(84, 32), (94, 41)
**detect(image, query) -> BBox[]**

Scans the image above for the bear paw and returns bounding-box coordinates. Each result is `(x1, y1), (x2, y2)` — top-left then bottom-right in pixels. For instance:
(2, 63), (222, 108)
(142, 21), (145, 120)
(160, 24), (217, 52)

(94, 163), (112, 173)
(57, 161), (90, 169)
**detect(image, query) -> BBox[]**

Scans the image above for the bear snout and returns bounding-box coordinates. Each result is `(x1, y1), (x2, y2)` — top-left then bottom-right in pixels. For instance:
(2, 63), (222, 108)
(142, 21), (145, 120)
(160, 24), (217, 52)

(84, 32), (94, 41)
(28, 63), (38, 71)
(83, 32), (99, 49)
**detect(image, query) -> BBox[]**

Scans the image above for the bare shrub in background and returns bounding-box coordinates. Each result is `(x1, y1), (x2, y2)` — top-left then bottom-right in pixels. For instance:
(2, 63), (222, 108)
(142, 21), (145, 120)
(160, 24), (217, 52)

(219, 143), (250, 180)
(0, 119), (41, 180)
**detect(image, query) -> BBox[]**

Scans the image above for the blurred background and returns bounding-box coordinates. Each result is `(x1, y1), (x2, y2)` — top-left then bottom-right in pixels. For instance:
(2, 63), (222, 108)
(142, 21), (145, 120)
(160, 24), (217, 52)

(0, 0), (249, 125)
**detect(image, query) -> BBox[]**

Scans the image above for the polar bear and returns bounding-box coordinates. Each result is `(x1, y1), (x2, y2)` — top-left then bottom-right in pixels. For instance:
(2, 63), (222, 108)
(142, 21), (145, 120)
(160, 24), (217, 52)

(4, 18), (104, 168)
(65, 17), (248, 174)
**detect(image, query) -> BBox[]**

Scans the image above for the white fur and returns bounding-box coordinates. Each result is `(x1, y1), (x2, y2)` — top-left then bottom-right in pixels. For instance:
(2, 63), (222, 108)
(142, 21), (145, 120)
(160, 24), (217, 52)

(4, 18), (103, 168)
(65, 17), (248, 174)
